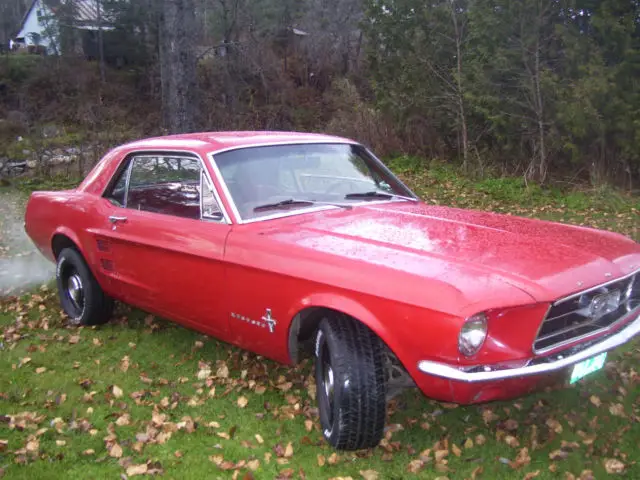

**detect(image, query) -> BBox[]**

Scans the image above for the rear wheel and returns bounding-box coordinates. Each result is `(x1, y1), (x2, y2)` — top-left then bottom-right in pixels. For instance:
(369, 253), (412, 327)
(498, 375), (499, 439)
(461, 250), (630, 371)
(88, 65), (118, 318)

(56, 248), (113, 326)
(315, 315), (387, 450)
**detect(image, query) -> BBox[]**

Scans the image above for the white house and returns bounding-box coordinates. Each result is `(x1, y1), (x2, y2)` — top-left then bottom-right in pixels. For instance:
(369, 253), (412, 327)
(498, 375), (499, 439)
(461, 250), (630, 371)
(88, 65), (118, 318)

(13, 0), (115, 55)
(13, 0), (58, 54)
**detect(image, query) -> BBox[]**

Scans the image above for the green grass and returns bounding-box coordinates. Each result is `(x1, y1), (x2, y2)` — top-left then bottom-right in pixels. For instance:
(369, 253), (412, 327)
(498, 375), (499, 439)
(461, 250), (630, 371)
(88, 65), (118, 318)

(1, 163), (639, 479)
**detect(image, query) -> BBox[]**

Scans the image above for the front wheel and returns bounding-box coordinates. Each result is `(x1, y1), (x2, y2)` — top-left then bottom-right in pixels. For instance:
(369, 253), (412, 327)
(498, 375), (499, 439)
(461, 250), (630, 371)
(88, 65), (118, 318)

(315, 315), (387, 450)
(56, 247), (114, 326)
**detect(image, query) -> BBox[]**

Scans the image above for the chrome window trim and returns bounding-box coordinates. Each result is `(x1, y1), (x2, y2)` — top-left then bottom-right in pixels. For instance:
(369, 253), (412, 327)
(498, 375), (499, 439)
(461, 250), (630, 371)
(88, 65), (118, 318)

(107, 150), (231, 225)
(206, 142), (420, 225)
(123, 157), (133, 208)
(207, 139), (361, 157)
(531, 267), (640, 355)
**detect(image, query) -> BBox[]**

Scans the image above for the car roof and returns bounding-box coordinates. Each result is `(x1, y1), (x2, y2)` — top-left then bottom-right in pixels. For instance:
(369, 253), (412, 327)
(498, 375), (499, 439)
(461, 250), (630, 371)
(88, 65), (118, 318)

(120, 131), (358, 154)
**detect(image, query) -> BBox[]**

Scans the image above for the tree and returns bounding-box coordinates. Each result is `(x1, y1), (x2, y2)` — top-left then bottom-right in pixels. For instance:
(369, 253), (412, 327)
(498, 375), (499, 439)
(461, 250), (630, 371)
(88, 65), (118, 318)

(365, 0), (472, 164)
(159, 0), (198, 133)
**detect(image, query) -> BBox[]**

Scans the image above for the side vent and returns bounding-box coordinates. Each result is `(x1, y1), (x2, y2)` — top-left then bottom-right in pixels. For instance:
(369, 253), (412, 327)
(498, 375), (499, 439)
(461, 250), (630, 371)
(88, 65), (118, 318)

(96, 238), (110, 252)
(100, 259), (114, 271)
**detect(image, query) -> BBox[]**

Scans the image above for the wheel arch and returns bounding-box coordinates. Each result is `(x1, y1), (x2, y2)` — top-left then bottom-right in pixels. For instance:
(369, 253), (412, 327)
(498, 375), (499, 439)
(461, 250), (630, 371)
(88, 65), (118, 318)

(286, 294), (399, 365)
(51, 228), (85, 260)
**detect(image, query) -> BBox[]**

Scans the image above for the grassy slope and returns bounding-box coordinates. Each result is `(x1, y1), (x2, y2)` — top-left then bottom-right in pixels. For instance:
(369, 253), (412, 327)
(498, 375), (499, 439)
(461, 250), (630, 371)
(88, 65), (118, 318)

(1, 163), (639, 480)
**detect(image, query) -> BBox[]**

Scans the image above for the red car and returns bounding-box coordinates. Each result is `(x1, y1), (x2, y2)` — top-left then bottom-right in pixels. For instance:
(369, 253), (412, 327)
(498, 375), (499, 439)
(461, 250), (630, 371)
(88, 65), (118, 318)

(24, 132), (640, 450)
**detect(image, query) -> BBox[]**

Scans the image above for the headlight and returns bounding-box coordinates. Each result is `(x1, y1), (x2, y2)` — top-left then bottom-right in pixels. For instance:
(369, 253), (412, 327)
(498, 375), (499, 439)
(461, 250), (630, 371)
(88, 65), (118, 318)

(458, 313), (488, 357)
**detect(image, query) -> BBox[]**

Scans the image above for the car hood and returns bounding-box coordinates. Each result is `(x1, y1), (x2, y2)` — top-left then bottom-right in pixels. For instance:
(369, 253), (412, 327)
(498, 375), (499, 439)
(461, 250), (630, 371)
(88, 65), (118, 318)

(267, 202), (640, 303)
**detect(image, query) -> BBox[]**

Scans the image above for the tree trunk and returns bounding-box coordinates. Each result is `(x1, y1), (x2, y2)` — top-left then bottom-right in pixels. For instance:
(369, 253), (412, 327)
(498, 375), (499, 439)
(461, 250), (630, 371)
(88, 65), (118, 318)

(450, 0), (468, 170)
(534, 34), (546, 182)
(159, 0), (198, 134)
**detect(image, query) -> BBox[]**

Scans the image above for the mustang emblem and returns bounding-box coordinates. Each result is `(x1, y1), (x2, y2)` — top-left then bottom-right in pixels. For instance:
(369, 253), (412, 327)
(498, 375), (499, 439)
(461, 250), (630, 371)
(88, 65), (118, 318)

(589, 290), (621, 319)
(262, 308), (277, 333)
(231, 309), (277, 333)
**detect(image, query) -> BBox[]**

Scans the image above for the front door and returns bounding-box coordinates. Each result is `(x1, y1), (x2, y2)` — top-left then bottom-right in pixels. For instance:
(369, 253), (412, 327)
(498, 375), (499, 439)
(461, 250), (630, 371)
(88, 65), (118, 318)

(92, 153), (232, 339)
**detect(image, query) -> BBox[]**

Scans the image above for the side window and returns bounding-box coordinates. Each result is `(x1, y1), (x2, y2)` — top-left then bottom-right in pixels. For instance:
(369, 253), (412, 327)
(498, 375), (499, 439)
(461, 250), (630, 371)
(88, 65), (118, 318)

(105, 155), (225, 222)
(201, 176), (224, 220)
(107, 167), (128, 207)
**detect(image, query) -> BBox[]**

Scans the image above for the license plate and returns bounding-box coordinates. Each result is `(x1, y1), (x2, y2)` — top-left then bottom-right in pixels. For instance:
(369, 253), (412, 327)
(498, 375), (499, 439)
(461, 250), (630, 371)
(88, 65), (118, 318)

(569, 353), (607, 384)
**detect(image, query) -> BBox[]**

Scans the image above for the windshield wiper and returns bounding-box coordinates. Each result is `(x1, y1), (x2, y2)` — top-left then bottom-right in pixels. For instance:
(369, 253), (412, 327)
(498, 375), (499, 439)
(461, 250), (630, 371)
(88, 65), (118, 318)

(344, 191), (419, 202)
(253, 198), (351, 213)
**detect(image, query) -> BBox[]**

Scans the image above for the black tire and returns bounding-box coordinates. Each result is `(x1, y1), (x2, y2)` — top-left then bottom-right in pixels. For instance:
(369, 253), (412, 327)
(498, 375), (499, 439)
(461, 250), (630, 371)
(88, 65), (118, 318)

(315, 315), (387, 450)
(56, 247), (113, 326)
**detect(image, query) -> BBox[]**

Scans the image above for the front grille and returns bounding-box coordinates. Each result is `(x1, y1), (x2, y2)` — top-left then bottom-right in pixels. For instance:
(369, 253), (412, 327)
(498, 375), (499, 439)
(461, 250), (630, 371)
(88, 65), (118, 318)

(533, 269), (640, 353)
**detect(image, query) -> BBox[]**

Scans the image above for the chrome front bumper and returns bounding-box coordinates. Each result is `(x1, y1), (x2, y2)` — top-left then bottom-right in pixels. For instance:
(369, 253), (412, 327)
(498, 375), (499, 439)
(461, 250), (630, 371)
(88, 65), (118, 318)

(418, 313), (640, 383)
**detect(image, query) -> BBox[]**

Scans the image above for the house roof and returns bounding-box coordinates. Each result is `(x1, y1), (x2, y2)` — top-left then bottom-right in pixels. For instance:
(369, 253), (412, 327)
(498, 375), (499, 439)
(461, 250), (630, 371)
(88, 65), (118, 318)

(15, 0), (40, 38)
(71, 0), (116, 30)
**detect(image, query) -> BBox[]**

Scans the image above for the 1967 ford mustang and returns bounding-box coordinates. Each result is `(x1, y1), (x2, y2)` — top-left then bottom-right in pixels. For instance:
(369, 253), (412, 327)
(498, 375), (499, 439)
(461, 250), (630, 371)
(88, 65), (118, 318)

(24, 131), (640, 450)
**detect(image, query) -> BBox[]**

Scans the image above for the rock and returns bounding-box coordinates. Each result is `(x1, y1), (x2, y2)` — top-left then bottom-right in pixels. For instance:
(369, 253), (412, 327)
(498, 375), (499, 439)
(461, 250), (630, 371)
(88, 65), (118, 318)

(6, 110), (28, 126)
(41, 125), (63, 138)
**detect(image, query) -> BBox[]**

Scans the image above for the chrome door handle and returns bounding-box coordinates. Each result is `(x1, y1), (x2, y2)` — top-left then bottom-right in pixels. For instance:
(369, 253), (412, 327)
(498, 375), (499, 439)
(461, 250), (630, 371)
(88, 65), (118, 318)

(108, 215), (128, 224)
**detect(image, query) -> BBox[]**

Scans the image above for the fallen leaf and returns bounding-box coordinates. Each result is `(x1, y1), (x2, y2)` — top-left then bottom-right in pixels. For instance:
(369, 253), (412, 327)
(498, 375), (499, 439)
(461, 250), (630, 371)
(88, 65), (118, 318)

(304, 419), (313, 432)
(317, 454), (326, 467)
(452, 444), (462, 457)
(109, 443), (123, 458)
(216, 363), (229, 378)
(523, 471), (540, 479)
(603, 459), (625, 474)
(589, 395), (601, 407)
(475, 434), (486, 446)
(435, 449), (449, 463)
(255, 434), (264, 444)
(126, 464), (148, 476)
(25, 437), (39, 452)
(482, 409), (499, 424)
(608, 403), (625, 417)
(237, 396), (248, 408)
(35, 367), (46, 374)
(504, 419), (519, 431)
(284, 442), (294, 458)
(464, 437), (474, 449)
(505, 435), (520, 448)
(111, 385), (123, 398)
(359, 470), (379, 480)
(197, 365), (211, 380)
(549, 449), (569, 461)
(545, 418), (563, 434)
(407, 459), (424, 473)
(68, 335), (80, 344)
(115, 414), (131, 426)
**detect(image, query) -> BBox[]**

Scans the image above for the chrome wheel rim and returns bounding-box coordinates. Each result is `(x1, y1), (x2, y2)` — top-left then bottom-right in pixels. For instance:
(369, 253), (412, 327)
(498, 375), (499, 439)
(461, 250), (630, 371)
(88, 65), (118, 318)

(320, 342), (335, 426)
(67, 273), (84, 311)
(324, 363), (335, 400)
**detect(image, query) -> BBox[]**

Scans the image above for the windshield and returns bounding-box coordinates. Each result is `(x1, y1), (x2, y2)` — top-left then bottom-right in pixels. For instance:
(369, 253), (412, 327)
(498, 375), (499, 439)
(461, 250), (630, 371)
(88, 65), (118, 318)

(212, 143), (416, 220)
